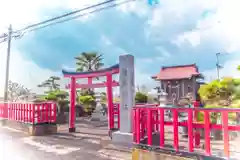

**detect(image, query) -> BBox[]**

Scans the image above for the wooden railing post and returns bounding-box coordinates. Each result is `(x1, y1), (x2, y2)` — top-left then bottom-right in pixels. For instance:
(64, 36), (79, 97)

(204, 111), (211, 155)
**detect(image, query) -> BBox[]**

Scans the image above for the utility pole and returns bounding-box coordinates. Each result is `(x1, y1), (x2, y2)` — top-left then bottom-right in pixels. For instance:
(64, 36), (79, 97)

(216, 53), (222, 81)
(3, 25), (12, 102)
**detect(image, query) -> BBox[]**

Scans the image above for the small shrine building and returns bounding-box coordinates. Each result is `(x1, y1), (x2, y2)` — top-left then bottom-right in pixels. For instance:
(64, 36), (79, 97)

(152, 64), (203, 104)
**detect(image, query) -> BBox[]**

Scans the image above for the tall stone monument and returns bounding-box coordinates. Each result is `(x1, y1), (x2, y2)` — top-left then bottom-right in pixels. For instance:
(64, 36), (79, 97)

(112, 54), (135, 144)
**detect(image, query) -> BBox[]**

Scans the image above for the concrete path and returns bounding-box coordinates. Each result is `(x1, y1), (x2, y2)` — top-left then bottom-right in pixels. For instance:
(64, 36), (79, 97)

(0, 126), (130, 160)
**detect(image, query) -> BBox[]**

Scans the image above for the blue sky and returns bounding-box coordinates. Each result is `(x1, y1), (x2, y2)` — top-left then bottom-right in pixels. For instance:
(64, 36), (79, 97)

(0, 0), (240, 95)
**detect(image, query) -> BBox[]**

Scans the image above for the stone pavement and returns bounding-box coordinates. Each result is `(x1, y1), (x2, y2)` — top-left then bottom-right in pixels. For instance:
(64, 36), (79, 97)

(0, 127), (114, 160)
(3, 116), (239, 160)
(0, 118), (132, 160)
(57, 119), (132, 160)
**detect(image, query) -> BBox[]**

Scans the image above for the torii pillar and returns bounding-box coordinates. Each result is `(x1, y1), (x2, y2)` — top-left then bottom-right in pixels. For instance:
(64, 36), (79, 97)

(69, 77), (76, 132)
(112, 54), (135, 144)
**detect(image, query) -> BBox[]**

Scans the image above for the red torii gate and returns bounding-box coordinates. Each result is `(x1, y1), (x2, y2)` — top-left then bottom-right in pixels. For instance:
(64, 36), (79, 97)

(62, 64), (119, 132)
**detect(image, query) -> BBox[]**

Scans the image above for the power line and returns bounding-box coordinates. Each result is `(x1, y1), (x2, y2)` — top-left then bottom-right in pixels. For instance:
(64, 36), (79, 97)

(0, 33), (7, 39)
(0, 0), (136, 43)
(0, 30), (23, 43)
(0, 38), (6, 44)
(1, 0), (138, 102)
(16, 0), (135, 34)
(22, 0), (136, 34)
(17, 0), (116, 32)
(0, 33), (7, 43)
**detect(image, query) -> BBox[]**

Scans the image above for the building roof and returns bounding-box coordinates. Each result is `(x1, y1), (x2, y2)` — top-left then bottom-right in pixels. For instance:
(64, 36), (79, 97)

(152, 64), (201, 80)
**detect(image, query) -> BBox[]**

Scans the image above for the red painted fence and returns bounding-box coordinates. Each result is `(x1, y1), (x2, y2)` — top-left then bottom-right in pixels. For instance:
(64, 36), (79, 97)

(132, 106), (240, 158)
(0, 102), (57, 124)
(111, 103), (159, 131)
(110, 103), (120, 130)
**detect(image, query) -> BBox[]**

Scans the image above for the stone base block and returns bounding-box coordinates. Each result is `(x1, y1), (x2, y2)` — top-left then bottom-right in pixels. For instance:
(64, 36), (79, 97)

(28, 125), (45, 136)
(28, 124), (58, 136)
(46, 124), (58, 134)
(0, 120), (58, 136)
(112, 131), (133, 146)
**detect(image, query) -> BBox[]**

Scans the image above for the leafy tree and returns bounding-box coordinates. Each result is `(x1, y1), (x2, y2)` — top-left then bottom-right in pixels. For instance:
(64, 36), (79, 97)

(100, 92), (107, 104)
(147, 94), (158, 103)
(79, 95), (95, 113)
(8, 80), (31, 101)
(199, 80), (218, 100)
(79, 88), (95, 97)
(44, 90), (68, 101)
(75, 52), (104, 97)
(135, 92), (148, 103)
(198, 77), (238, 103)
(43, 90), (69, 115)
(233, 78), (240, 86)
(38, 76), (61, 92)
(75, 52), (104, 72)
(198, 75), (240, 124)
(237, 65), (240, 71)
(79, 95), (95, 104)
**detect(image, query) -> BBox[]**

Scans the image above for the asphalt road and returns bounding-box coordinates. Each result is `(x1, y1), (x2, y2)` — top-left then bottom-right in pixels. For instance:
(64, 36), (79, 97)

(0, 127), (113, 160)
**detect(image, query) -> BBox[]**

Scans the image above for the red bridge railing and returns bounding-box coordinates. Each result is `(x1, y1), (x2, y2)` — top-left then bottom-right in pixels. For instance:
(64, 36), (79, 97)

(132, 106), (240, 158)
(0, 102), (57, 124)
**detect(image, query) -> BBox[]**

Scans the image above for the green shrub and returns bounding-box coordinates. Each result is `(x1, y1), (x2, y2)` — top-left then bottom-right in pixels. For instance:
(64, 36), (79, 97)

(79, 95), (95, 113)
(79, 95), (95, 104)
(135, 92), (148, 103)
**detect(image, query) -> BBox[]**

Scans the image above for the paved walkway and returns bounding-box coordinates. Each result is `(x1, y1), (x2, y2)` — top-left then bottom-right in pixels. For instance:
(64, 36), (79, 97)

(0, 118), (132, 160)
(5, 116), (239, 160)
(0, 127), (114, 160)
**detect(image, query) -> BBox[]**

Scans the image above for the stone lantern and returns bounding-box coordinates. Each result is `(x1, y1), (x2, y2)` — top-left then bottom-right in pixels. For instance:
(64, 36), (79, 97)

(158, 90), (168, 107)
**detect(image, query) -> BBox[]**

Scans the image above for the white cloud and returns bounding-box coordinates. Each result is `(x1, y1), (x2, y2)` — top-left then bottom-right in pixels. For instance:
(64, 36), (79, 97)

(175, 0), (240, 51)
(174, 0), (240, 80)
(0, 0), (106, 31)
(117, 0), (149, 17)
(0, 45), (62, 96)
(146, 0), (218, 39)
(0, 0), (74, 97)
(0, 0), (67, 31)
(0, 0), (114, 97)
(2, 0), (240, 98)
(141, 0), (240, 81)
(203, 59), (240, 82)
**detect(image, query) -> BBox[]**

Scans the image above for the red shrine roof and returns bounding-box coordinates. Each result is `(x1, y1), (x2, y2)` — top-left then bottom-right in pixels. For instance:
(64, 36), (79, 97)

(152, 64), (201, 80)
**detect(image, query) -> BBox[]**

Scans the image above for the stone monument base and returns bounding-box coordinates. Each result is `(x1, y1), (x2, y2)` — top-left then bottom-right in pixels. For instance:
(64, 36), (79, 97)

(112, 131), (133, 146)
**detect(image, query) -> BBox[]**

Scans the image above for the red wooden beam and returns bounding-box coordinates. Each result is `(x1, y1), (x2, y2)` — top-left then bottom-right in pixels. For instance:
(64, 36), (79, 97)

(65, 80), (119, 89)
